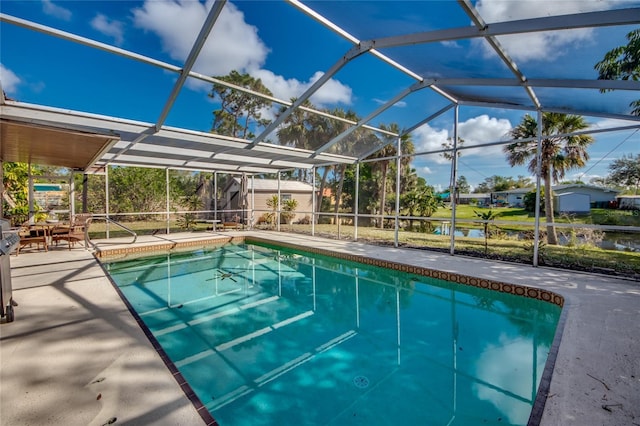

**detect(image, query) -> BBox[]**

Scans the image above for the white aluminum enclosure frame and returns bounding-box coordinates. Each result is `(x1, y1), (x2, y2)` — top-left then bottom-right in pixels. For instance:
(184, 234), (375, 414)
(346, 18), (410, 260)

(1, 1), (640, 263)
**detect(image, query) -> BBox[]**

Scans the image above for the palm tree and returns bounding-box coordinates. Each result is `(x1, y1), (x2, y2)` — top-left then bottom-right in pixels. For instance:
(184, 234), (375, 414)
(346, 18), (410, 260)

(504, 113), (593, 245)
(277, 98), (316, 183)
(474, 209), (500, 254)
(281, 198), (299, 225)
(402, 182), (440, 230)
(265, 194), (279, 228)
(372, 141), (395, 228)
(367, 123), (413, 228)
(310, 108), (357, 220)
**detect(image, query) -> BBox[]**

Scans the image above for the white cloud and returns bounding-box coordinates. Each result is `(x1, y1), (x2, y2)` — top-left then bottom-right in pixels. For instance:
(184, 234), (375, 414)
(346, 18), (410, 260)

(132, 0), (352, 106)
(569, 172), (603, 183)
(250, 69), (352, 108)
(0, 64), (21, 95)
(412, 124), (451, 163)
(474, 334), (548, 425)
(133, 0), (268, 76)
(91, 13), (125, 46)
(412, 114), (512, 163)
(373, 98), (407, 108)
(420, 166), (434, 175)
(589, 117), (640, 130)
(441, 40), (462, 49)
(42, 0), (72, 21)
(306, 71), (353, 107)
(473, 0), (625, 62)
(458, 114), (512, 158)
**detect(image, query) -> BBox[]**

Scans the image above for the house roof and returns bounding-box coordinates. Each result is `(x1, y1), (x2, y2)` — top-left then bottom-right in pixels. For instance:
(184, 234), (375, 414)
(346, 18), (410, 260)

(458, 193), (490, 198)
(493, 184), (620, 195)
(555, 192), (590, 197)
(553, 184), (620, 193)
(229, 177), (314, 192)
(492, 187), (534, 195)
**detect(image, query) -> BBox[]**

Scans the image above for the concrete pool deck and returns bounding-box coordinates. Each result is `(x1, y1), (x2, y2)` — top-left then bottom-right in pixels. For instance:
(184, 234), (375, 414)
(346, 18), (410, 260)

(1, 230), (638, 425)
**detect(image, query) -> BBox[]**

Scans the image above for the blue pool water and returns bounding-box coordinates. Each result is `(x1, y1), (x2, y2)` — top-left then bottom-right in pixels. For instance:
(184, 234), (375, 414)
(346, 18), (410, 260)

(104, 242), (561, 426)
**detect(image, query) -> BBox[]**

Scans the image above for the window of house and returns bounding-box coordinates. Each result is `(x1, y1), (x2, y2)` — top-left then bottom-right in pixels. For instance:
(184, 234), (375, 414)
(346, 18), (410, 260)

(281, 194), (292, 201)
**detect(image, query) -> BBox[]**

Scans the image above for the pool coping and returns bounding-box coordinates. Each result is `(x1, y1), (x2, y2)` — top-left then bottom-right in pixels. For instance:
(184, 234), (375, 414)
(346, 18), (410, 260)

(97, 234), (567, 426)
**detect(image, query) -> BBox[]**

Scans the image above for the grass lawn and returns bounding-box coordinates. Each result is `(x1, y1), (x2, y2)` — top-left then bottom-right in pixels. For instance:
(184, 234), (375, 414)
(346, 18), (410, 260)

(85, 212), (640, 278)
(285, 223), (640, 277)
(432, 204), (640, 227)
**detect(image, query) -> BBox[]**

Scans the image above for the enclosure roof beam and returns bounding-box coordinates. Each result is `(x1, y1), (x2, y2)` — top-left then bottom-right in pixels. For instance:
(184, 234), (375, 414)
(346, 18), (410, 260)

(458, 0), (540, 109)
(154, 0), (226, 133)
(313, 80), (433, 157)
(402, 104), (457, 138)
(364, 7), (640, 49)
(247, 42), (374, 149)
(106, 1), (227, 165)
(422, 78), (640, 91)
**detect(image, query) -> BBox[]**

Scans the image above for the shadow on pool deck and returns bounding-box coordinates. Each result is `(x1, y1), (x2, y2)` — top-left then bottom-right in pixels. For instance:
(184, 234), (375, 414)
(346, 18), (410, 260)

(1, 231), (639, 426)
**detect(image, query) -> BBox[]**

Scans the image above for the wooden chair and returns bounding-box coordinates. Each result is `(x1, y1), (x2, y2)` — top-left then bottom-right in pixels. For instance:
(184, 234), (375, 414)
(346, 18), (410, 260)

(51, 214), (92, 250)
(221, 221), (240, 231)
(16, 224), (48, 255)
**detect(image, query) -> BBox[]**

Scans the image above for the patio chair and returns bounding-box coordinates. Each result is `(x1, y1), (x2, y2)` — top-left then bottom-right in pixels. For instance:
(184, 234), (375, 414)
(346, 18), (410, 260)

(15, 223), (48, 255)
(51, 213), (92, 250)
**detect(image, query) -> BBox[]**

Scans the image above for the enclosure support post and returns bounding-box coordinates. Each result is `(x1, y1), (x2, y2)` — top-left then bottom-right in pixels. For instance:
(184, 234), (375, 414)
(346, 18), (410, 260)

(214, 172), (218, 223)
(28, 163), (34, 224)
(251, 175), (255, 230)
(166, 168), (170, 235)
(0, 160), (3, 219)
(82, 173), (88, 213)
(533, 110), (543, 267)
(69, 171), (75, 220)
(354, 162), (359, 242)
(449, 105), (459, 255)
(277, 171), (281, 232)
(241, 172), (247, 230)
(105, 165), (110, 239)
(394, 137), (402, 248)
(312, 167), (316, 236)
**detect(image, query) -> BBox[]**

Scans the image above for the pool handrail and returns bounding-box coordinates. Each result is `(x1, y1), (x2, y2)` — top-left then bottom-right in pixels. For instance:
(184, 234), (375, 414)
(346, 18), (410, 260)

(89, 217), (138, 248)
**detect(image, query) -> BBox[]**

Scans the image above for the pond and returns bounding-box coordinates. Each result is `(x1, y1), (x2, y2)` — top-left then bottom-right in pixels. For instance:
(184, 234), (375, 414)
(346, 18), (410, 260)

(432, 226), (639, 252)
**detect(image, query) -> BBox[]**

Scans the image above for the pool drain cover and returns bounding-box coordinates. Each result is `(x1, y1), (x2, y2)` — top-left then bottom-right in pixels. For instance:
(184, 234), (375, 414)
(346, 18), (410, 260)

(353, 375), (369, 389)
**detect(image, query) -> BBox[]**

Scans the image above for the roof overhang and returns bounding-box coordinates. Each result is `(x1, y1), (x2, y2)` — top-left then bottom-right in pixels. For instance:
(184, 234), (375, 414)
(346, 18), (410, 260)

(0, 119), (118, 170)
(0, 100), (357, 173)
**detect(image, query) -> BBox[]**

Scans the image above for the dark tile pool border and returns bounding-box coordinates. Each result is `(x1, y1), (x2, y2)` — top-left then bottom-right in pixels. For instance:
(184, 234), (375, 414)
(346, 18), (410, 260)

(95, 235), (238, 260)
(96, 260), (219, 426)
(527, 300), (568, 426)
(245, 236), (565, 308)
(97, 235), (567, 426)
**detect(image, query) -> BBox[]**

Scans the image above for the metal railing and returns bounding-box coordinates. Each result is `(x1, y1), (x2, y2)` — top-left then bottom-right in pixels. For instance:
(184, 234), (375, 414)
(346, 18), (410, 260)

(88, 217), (137, 248)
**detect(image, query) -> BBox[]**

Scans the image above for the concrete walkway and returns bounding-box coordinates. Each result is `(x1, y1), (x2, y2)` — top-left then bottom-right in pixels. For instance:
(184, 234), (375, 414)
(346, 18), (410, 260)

(1, 230), (638, 426)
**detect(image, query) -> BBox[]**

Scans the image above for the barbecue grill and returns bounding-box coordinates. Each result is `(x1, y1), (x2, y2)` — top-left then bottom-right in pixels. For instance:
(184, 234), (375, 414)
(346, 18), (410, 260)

(1, 219), (19, 322)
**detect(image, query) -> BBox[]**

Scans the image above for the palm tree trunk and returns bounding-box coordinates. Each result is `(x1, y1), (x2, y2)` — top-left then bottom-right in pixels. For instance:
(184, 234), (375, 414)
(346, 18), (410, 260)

(379, 162), (388, 229)
(544, 174), (558, 245)
(316, 167), (330, 224)
(333, 165), (345, 215)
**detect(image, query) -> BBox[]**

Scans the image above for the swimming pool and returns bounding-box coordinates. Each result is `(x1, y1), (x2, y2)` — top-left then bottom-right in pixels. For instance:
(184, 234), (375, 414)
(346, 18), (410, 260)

(103, 241), (562, 425)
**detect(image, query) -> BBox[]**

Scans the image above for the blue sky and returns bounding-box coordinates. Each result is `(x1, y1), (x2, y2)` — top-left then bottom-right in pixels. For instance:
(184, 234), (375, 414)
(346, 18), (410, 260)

(1, 0), (639, 191)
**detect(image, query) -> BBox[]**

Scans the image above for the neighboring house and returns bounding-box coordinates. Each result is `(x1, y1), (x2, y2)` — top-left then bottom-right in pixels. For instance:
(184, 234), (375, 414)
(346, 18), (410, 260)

(491, 184), (619, 209)
(553, 184), (619, 207)
(554, 192), (590, 214)
(221, 177), (314, 223)
(617, 195), (640, 210)
(491, 188), (532, 207)
(457, 193), (490, 206)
